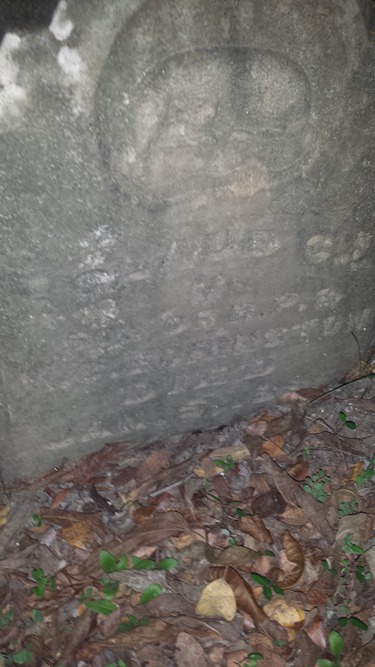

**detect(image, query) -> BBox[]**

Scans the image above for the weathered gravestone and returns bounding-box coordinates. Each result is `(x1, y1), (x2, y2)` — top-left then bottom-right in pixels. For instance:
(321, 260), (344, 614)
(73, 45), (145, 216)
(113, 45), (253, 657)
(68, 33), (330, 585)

(0, 0), (374, 480)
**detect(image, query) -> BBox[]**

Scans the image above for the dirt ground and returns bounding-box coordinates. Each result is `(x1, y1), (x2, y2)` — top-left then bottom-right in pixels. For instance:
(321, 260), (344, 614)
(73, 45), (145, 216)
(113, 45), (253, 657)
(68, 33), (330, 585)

(1, 358), (375, 667)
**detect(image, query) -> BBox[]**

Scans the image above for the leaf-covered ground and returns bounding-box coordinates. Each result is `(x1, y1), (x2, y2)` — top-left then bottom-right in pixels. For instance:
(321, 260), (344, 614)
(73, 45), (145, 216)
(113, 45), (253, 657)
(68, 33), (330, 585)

(1, 359), (375, 667)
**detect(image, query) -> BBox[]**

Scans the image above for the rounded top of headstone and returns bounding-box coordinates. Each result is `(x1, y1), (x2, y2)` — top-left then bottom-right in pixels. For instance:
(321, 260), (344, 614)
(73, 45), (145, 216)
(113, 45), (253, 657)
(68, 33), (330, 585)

(95, 0), (370, 206)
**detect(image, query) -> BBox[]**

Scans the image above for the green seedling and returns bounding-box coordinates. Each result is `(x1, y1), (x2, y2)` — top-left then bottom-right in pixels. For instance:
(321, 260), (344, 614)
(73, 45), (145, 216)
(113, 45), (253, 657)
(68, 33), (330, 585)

(117, 614), (150, 633)
(0, 608), (13, 630)
(214, 455), (236, 473)
(338, 411), (356, 430)
(32, 514), (43, 527)
(221, 527), (240, 547)
(99, 549), (178, 573)
(302, 470), (331, 502)
(317, 629), (344, 667)
(250, 573), (284, 601)
(99, 550), (128, 573)
(12, 645), (34, 664)
(355, 455), (375, 486)
(241, 652), (263, 667)
(236, 508), (253, 518)
(321, 559), (339, 576)
(31, 568), (56, 597)
(31, 609), (43, 622)
(84, 597), (118, 615)
(139, 583), (163, 604)
(337, 500), (358, 518)
(342, 534), (372, 582)
(337, 615), (367, 631)
(83, 579), (119, 615)
(106, 660), (127, 667)
(203, 478), (222, 503)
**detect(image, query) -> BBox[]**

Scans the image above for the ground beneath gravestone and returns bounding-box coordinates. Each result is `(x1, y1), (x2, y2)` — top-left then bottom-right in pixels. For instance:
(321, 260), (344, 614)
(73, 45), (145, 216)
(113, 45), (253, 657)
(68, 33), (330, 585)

(1, 353), (375, 667)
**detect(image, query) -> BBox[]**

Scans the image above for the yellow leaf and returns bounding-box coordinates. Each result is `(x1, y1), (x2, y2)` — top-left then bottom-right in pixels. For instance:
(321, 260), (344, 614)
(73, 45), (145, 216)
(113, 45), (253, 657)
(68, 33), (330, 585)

(263, 599), (305, 628)
(195, 578), (237, 621)
(0, 504), (10, 527)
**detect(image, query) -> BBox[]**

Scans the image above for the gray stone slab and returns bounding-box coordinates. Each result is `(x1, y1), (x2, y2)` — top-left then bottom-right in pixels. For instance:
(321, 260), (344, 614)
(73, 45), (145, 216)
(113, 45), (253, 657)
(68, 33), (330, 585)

(0, 0), (374, 481)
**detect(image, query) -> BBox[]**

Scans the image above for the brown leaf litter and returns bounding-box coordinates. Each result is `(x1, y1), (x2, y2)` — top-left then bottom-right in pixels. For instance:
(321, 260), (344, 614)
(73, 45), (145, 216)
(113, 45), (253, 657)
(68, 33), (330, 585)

(1, 365), (375, 666)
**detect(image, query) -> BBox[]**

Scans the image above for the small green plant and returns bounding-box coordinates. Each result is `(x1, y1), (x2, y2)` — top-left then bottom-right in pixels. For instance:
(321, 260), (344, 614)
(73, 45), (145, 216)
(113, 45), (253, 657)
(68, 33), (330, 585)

(82, 549), (168, 616)
(117, 614), (150, 633)
(355, 455), (375, 486)
(99, 551), (128, 573)
(106, 660), (127, 667)
(214, 455), (236, 473)
(221, 527), (240, 546)
(11, 645), (34, 664)
(82, 578), (120, 615)
(250, 573), (284, 601)
(99, 550), (178, 574)
(0, 608), (13, 630)
(337, 500), (358, 518)
(337, 615), (367, 631)
(338, 411), (356, 431)
(323, 534), (373, 616)
(139, 583), (163, 604)
(341, 533), (372, 583)
(236, 508), (252, 518)
(316, 629), (344, 667)
(31, 609), (43, 622)
(302, 470), (331, 502)
(32, 514), (43, 527)
(31, 568), (56, 597)
(321, 559), (338, 576)
(241, 652), (263, 667)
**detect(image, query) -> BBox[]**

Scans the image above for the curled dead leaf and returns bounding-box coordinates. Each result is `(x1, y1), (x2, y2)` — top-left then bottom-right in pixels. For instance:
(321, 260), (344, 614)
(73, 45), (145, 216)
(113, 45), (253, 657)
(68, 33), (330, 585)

(277, 532), (305, 589)
(238, 515), (272, 543)
(261, 454), (335, 546)
(209, 566), (267, 627)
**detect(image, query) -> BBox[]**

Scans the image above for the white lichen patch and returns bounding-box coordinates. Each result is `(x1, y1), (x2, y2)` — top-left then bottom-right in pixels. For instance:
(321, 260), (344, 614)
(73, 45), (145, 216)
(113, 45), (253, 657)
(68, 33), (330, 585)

(49, 0), (74, 41)
(57, 46), (87, 83)
(57, 46), (89, 115)
(0, 33), (28, 132)
(316, 288), (343, 310)
(305, 235), (333, 264)
(78, 226), (116, 269)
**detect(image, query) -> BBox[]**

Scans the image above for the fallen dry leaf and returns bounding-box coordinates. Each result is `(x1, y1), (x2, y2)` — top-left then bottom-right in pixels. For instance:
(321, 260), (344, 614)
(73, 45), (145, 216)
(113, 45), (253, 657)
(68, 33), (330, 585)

(196, 578), (237, 621)
(252, 489), (286, 517)
(215, 545), (260, 566)
(263, 599), (305, 629)
(261, 434), (286, 458)
(261, 454), (335, 545)
(210, 566), (267, 627)
(61, 520), (98, 550)
(279, 506), (307, 526)
(238, 514), (272, 543)
(136, 446), (170, 480)
(175, 632), (209, 667)
(305, 618), (327, 650)
(128, 456), (194, 501)
(99, 619), (176, 649)
(60, 610), (95, 663)
(287, 457), (310, 481)
(277, 532), (305, 589)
